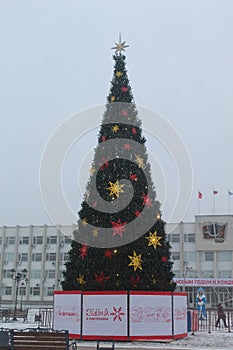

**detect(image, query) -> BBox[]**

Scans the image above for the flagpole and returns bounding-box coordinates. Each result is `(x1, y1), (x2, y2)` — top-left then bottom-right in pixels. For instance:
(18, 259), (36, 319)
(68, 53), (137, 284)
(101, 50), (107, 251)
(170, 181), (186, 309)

(228, 192), (230, 215)
(213, 190), (215, 215)
(198, 196), (200, 215)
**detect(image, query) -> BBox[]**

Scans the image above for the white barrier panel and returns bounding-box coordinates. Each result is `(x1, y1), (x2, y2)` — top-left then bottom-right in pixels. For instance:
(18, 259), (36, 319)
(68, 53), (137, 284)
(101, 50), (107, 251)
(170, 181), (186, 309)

(130, 291), (172, 340)
(53, 291), (81, 338)
(53, 291), (187, 341)
(82, 291), (128, 340)
(173, 292), (188, 338)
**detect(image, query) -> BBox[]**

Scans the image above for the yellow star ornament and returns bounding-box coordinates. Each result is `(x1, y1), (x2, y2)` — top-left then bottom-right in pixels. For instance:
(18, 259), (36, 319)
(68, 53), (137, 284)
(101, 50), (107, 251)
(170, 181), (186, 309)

(107, 180), (124, 198)
(146, 230), (162, 249)
(76, 274), (86, 285)
(134, 154), (145, 169)
(111, 125), (119, 132)
(82, 218), (88, 227)
(92, 228), (99, 237)
(115, 71), (122, 77)
(128, 251), (142, 271)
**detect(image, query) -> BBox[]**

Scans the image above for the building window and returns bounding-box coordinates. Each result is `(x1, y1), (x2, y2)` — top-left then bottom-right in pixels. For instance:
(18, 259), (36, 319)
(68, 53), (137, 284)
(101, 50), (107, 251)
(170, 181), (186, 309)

(205, 252), (214, 261)
(30, 286), (40, 296)
(184, 251), (196, 262)
(32, 253), (42, 262)
(30, 270), (41, 279)
(173, 270), (180, 278)
(171, 234), (180, 243)
(22, 237), (29, 245)
(49, 236), (57, 244)
(33, 236), (43, 245)
(46, 270), (56, 278)
(64, 236), (72, 244)
(5, 287), (12, 295)
(18, 253), (28, 262)
(202, 270), (214, 277)
(47, 287), (55, 296)
(3, 269), (14, 278)
(8, 237), (16, 245)
(218, 270), (232, 278)
(217, 251), (231, 262)
(46, 253), (56, 261)
(172, 252), (180, 260)
(64, 253), (70, 262)
(4, 253), (14, 263)
(184, 233), (196, 243)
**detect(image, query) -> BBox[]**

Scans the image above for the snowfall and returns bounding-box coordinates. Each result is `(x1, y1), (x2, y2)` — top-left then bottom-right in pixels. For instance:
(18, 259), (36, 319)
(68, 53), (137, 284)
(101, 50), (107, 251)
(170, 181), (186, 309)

(2, 309), (233, 350)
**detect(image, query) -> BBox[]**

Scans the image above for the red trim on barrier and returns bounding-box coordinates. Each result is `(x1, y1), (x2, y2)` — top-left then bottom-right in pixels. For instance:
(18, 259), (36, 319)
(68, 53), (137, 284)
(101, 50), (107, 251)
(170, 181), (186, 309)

(173, 292), (187, 296)
(82, 335), (129, 340)
(69, 333), (81, 339)
(83, 291), (127, 295)
(130, 335), (173, 340)
(54, 290), (81, 294)
(173, 333), (188, 339)
(130, 291), (172, 295)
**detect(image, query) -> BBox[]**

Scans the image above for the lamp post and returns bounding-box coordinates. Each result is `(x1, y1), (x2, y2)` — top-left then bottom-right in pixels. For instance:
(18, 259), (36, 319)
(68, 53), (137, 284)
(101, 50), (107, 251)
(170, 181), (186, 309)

(11, 268), (28, 321)
(183, 263), (192, 292)
(19, 279), (28, 311)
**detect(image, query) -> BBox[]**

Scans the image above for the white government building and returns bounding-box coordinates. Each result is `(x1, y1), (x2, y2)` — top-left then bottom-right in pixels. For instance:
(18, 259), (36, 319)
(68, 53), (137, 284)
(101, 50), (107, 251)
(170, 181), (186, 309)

(0, 214), (233, 309)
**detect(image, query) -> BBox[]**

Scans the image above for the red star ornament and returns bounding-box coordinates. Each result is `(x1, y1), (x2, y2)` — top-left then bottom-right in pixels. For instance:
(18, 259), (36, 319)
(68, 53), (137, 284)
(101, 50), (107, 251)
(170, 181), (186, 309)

(99, 157), (110, 171)
(129, 174), (137, 181)
(130, 275), (140, 287)
(111, 218), (127, 238)
(135, 210), (141, 217)
(141, 193), (152, 207)
(121, 109), (129, 116)
(94, 271), (110, 287)
(79, 245), (88, 260)
(104, 249), (114, 259)
(161, 255), (168, 263)
(123, 143), (131, 150)
(121, 87), (128, 92)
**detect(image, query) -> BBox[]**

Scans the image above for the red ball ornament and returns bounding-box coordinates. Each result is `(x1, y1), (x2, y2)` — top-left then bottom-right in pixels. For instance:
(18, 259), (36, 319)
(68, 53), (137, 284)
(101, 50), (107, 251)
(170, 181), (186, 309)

(121, 87), (128, 92)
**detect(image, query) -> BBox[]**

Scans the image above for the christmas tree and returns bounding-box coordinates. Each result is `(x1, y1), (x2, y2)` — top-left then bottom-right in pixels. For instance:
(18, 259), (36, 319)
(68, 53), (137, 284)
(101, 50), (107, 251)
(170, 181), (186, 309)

(62, 36), (176, 292)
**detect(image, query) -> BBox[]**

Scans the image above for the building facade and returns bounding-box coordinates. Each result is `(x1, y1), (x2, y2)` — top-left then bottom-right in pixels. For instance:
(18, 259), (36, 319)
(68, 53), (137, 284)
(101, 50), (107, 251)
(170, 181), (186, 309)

(0, 214), (233, 308)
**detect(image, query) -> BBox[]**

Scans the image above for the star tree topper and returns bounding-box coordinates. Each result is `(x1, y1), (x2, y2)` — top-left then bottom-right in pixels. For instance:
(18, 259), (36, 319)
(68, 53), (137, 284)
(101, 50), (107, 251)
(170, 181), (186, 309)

(111, 33), (129, 54)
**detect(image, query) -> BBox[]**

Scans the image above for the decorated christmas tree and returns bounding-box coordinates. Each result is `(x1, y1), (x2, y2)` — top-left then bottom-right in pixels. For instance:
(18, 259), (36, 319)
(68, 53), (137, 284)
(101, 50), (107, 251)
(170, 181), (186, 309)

(62, 36), (176, 292)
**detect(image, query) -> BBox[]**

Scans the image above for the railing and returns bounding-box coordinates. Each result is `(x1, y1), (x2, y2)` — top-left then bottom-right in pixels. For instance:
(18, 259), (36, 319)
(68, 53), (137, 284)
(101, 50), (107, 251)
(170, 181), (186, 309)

(190, 308), (233, 333)
(38, 307), (53, 328)
(1, 306), (231, 335)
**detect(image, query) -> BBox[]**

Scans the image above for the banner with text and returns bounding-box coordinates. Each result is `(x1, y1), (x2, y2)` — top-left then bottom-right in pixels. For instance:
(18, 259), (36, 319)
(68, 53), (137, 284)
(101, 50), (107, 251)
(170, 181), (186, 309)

(82, 291), (128, 340)
(53, 291), (81, 338)
(129, 291), (173, 340)
(174, 278), (233, 287)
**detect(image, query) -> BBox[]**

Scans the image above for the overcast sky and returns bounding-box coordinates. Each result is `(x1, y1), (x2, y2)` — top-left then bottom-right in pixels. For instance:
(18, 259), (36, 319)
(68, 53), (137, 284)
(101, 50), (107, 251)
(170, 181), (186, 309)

(1, 0), (233, 226)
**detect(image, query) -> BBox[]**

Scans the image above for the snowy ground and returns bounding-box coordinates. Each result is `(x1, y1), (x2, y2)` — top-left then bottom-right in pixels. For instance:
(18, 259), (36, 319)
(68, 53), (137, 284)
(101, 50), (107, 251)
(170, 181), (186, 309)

(1, 309), (233, 349)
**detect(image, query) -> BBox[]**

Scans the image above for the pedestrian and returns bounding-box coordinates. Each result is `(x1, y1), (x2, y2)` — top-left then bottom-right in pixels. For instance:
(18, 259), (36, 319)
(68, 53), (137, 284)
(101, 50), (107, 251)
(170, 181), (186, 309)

(215, 302), (228, 328)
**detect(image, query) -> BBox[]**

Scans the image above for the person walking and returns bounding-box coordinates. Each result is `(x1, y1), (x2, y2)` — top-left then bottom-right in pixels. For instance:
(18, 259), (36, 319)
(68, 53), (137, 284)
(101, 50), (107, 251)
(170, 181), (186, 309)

(215, 302), (228, 328)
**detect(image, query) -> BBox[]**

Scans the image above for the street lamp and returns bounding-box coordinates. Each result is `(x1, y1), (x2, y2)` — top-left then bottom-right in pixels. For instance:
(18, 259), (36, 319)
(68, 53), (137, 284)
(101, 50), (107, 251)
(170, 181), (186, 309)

(183, 263), (192, 292)
(19, 279), (28, 311)
(11, 268), (28, 321)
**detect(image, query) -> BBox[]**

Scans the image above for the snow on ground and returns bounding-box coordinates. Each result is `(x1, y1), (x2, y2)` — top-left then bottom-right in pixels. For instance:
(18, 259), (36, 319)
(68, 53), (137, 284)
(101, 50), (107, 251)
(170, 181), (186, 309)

(1, 309), (233, 349)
